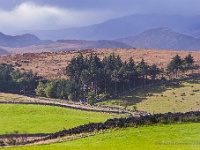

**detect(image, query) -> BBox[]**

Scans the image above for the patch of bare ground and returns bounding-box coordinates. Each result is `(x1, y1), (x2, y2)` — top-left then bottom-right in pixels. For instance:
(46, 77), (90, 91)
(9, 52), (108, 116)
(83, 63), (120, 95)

(0, 48), (200, 78)
(28, 130), (104, 146)
(1, 130), (105, 148)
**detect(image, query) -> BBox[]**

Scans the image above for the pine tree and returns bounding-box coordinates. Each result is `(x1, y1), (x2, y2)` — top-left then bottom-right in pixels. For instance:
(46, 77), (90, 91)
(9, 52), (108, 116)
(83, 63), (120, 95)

(127, 57), (138, 87)
(111, 69), (120, 97)
(167, 54), (183, 78)
(184, 54), (194, 73)
(149, 64), (160, 82)
(137, 58), (149, 86)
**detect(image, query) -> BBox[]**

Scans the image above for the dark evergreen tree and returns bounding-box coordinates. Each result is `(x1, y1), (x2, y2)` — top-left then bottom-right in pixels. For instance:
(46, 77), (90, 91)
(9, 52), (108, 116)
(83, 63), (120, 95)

(127, 57), (138, 87)
(111, 69), (120, 97)
(149, 64), (160, 82)
(167, 54), (183, 78)
(137, 58), (149, 86)
(0, 63), (42, 94)
(184, 54), (194, 73)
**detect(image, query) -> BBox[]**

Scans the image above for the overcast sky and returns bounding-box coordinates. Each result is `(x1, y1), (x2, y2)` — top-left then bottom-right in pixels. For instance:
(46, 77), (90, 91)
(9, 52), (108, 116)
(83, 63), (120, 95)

(0, 0), (200, 34)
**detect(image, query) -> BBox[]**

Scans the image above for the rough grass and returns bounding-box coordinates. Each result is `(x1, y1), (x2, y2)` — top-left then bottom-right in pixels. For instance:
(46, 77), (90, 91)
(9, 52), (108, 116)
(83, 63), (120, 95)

(0, 48), (200, 79)
(7, 123), (200, 150)
(98, 78), (200, 114)
(0, 104), (120, 134)
(0, 93), (33, 102)
(0, 93), (57, 103)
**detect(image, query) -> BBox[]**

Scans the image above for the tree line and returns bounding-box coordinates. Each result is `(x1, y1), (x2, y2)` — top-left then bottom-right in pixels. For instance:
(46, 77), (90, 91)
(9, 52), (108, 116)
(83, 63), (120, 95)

(0, 53), (197, 102)
(35, 53), (197, 104)
(0, 63), (42, 95)
(167, 54), (196, 79)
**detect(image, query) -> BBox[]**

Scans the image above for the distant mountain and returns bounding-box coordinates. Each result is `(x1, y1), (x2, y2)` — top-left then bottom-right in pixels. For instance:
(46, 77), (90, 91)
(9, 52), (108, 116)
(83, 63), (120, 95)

(2, 39), (130, 54)
(116, 27), (200, 51)
(4, 28), (200, 54)
(20, 14), (200, 41)
(84, 40), (130, 49)
(0, 47), (10, 55)
(0, 32), (52, 48)
(190, 30), (200, 39)
(47, 40), (130, 52)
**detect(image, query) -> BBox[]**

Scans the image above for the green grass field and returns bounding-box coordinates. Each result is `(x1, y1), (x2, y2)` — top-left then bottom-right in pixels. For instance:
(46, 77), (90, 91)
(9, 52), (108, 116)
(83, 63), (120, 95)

(98, 78), (200, 114)
(1, 79), (199, 149)
(0, 104), (120, 134)
(7, 123), (200, 150)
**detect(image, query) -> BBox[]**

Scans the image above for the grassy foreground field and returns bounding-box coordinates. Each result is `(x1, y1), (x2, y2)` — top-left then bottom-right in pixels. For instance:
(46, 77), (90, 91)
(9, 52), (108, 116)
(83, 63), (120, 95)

(98, 78), (200, 114)
(0, 104), (120, 134)
(7, 123), (200, 150)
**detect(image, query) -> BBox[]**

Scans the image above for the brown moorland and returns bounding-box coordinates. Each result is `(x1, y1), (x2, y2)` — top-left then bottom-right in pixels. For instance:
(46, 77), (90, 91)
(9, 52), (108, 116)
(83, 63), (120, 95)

(0, 48), (200, 79)
(0, 40), (95, 54)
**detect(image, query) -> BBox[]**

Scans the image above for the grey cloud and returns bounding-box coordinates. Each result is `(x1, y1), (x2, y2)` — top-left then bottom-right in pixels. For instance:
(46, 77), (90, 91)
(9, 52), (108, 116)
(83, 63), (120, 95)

(1, 0), (200, 14)
(0, 0), (200, 34)
(0, 2), (116, 34)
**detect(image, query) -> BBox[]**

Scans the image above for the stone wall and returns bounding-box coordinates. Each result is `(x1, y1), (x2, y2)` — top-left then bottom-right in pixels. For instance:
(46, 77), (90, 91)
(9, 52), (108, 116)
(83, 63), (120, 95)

(1, 111), (199, 146)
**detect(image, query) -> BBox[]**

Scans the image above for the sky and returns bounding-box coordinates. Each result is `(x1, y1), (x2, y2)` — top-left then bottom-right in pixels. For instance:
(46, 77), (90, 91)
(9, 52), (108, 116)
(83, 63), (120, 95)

(0, 0), (200, 34)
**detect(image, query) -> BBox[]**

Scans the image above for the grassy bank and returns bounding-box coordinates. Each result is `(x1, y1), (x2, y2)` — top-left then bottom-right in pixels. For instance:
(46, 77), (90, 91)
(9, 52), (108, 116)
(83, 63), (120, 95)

(0, 104), (120, 134)
(7, 123), (200, 150)
(98, 78), (200, 113)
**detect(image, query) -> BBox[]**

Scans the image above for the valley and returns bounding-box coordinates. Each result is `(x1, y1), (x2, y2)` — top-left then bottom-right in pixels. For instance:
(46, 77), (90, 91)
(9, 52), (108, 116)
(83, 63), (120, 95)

(0, 4), (200, 149)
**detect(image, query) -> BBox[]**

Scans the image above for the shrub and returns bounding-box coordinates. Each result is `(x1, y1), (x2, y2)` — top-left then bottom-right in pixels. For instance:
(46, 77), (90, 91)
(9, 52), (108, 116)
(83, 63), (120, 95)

(87, 91), (96, 105)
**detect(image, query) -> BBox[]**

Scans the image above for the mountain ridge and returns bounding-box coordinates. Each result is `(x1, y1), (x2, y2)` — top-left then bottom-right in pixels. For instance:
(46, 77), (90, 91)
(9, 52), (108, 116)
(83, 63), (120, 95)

(19, 14), (200, 41)
(0, 32), (52, 48)
(116, 27), (200, 51)
(0, 47), (10, 55)
(0, 39), (130, 54)
(2, 27), (200, 54)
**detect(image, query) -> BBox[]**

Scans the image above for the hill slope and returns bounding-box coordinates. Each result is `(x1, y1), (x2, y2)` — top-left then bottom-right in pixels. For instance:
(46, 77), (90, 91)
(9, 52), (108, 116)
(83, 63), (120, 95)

(117, 27), (200, 51)
(0, 48), (200, 78)
(0, 47), (10, 55)
(0, 32), (52, 48)
(5, 28), (200, 53)
(0, 104), (118, 134)
(8, 123), (200, 150)
(21, 14), (200, 41)
(98, 77), (200, 113)
(54, 40), (130, 51)
(1, 40), (130, 54)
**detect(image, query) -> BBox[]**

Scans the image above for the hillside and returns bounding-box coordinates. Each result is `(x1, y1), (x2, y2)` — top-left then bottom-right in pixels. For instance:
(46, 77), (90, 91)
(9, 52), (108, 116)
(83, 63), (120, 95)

(8, 123), (199, 150)
(116, 27), (200, 51)
(55, 40), (130, 50)
(98, 77), (200, 113)
(0, 48), (200, 79)
(0, 32), (52, 48)
(3, 28), (200, 54)
(0, 104), (118, 134)
(1, 40), (129, 54)
(21, 14), (200, 41)
(191, 30), (200, 38)
(0, 47), (10, 55)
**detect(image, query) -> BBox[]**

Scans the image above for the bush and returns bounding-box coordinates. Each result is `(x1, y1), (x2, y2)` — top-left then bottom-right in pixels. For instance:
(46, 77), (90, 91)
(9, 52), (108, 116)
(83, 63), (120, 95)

(35, 82), (46, 97)
(68, 93), (74, 101)
(87, 91), (96, 105)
